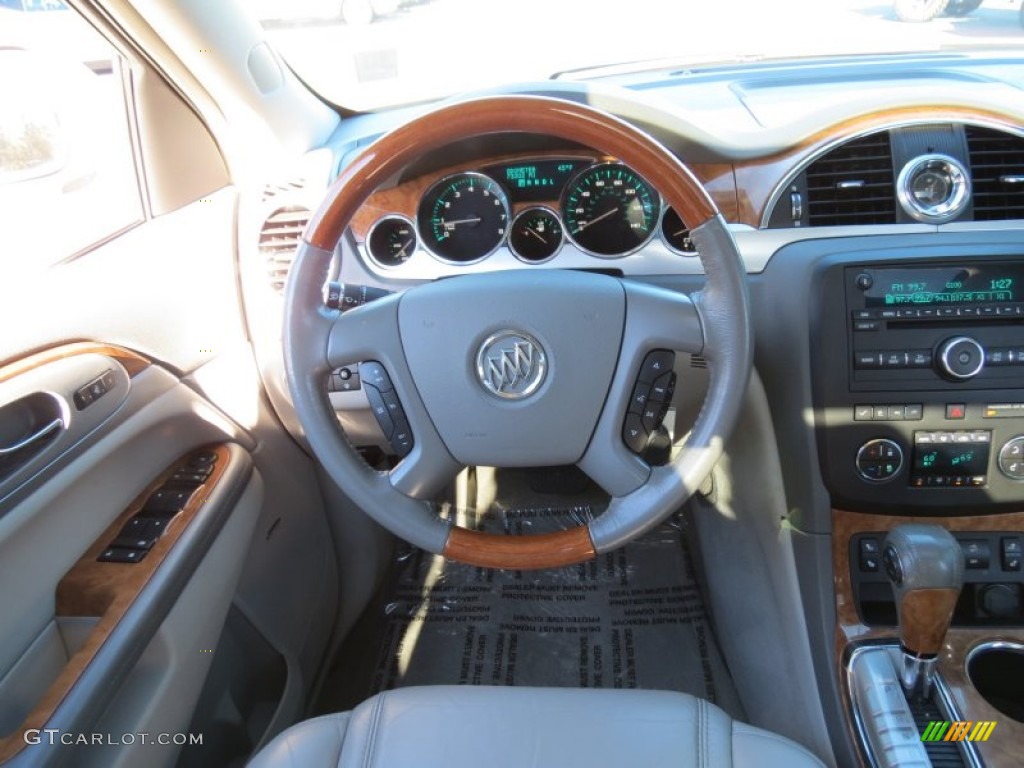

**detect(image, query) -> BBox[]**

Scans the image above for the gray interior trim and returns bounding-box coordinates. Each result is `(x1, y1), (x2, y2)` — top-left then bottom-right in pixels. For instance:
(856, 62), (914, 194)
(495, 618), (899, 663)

(8, 444), (254, 768)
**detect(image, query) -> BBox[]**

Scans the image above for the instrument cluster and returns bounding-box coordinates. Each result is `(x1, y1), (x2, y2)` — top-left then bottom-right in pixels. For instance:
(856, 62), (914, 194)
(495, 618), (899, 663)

(361, 157), (696, 270)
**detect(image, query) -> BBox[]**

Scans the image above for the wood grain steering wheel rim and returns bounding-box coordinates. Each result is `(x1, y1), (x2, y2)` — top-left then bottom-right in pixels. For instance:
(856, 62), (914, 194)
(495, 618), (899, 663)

(285, 94), (750, 570)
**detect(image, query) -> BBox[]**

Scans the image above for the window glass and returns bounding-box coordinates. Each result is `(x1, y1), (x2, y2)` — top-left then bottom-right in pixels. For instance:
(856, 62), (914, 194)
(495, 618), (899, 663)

(0, 1), (142, 270)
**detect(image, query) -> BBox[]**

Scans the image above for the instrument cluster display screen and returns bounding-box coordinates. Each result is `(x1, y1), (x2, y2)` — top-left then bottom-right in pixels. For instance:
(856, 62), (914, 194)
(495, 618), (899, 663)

(862, 265), (1021, 307)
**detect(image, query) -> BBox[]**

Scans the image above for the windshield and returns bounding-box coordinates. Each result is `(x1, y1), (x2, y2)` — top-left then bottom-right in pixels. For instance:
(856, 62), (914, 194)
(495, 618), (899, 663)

(257, 0), (1023, 112)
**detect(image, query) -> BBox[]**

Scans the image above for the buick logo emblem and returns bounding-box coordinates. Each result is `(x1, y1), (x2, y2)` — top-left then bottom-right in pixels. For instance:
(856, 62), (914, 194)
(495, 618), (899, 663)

(476, 331), (547, 400)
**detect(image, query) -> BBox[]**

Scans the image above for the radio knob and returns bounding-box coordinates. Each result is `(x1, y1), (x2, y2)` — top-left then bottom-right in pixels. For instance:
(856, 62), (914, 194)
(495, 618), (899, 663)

(937, 336), (985, 380)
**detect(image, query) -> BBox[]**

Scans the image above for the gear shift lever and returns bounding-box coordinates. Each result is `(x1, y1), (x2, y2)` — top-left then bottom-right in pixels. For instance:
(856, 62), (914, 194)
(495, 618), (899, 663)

(882, 524), (964, 698)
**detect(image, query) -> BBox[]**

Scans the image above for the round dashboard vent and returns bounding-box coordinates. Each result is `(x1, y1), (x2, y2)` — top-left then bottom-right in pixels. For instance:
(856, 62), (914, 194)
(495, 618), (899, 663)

(896, 154), (971, 224)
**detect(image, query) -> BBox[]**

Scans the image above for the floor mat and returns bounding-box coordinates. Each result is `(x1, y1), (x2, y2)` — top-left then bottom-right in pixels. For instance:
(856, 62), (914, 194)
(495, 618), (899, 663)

(328, 501), (744, 720)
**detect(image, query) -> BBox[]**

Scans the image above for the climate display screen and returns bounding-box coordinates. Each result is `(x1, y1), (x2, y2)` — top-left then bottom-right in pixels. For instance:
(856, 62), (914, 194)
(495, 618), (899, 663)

(862, 265), (1020, 307)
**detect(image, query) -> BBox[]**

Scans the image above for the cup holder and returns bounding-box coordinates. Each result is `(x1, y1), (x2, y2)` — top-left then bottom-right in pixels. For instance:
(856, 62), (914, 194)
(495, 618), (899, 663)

(967, 642), (1024, 723)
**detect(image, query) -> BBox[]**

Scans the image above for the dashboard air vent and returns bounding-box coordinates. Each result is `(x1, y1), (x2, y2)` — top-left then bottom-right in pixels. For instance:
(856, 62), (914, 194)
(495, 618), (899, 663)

(259, 206), (310, 293)
(262, 176), (307, 203)
(965, 126), (1024, 221)
(805, 132), (896, 226)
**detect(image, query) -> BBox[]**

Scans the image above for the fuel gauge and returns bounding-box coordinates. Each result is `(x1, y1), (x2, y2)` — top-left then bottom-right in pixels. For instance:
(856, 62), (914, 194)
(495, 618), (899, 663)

(366, 215), (418, 268)
(509, 207), (563, 263)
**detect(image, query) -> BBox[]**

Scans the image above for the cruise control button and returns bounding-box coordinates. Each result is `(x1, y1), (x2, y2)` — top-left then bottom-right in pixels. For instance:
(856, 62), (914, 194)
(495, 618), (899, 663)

(391, 416), (414, 458)
(358, 362), (393, 392)
(364, 384), (395, 439)
(622, 414), (648, 454)
(638, 350), (675, 384)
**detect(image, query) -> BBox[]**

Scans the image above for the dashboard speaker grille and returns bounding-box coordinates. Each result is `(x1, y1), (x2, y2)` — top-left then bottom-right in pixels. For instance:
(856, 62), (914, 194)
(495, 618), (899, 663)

(805, 132), (896, 226)
(966, 126), (1024, 221)
(259, 206), (310, 293)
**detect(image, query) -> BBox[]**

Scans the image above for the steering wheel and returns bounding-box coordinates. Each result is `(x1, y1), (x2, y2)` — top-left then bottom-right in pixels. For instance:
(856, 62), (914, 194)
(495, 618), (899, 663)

(284, 95), (751, 570)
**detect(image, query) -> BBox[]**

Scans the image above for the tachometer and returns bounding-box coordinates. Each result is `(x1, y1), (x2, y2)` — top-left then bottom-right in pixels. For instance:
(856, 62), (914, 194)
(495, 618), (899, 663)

(561, 163), (660, 257)
(417, 172), (510, 263)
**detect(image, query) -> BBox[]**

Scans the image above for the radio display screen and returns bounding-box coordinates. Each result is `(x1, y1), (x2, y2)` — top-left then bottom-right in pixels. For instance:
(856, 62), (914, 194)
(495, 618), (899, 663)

(863, 265), (1020, 307)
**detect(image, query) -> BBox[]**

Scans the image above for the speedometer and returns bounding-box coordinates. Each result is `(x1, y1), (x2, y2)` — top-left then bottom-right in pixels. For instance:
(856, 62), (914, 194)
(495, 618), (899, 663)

(561, 163), (660, 257)
(417, 172), (510, 263)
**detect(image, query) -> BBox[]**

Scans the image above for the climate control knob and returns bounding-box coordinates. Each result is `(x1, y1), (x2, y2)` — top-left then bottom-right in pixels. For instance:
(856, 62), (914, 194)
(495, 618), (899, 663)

(856, 439), (903, 483)
(937, 336), (985, 380)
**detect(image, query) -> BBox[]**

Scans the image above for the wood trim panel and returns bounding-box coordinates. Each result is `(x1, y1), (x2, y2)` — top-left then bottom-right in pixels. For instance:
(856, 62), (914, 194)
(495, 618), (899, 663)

(443, 526), (596, 570)
(833, 507), (1024, 768)
(0, 342), (150, 385)
(308, 96), (719, 251)
(734, 105), (1023, 227)
(0, 444), (232, 762)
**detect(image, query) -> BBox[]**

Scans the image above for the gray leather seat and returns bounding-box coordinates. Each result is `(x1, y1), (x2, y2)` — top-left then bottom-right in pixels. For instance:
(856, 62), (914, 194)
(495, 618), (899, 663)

(248, 686), (827, 768)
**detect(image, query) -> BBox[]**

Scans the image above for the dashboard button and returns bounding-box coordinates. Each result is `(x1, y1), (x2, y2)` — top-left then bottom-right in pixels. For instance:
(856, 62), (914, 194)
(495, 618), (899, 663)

(854, 352), (882, 369)
(873, 405), (889, 420)
(946, 403), (966, 420)
(962, 540), (990, 570)
(854, 405), (874, 421)
(908, 350), (932, 368)
(1002, 538), (1022, 572)
(905, 404), (923, 420)
(882, 351), (908, 368)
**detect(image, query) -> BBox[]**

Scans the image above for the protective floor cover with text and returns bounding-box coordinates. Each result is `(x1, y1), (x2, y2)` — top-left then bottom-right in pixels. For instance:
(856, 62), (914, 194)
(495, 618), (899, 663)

(330, 503), (744, 719)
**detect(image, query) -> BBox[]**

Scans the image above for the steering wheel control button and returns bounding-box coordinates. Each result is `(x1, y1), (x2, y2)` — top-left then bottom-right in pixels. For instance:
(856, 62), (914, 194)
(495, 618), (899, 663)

(650, 371), (677, 403)
(623, 414), (648, 454)
(629, 382), (651, 414)
(623, 352), (677, 454)
(364, 385), (395, 439)
(475, 331), (547, 400)
(998, 437), (1024, 480)
(328, 366), (361, 393)
(359, 362), (394, 393)
(855, 438), (903, 483)
(938, 336), (985, 380)
(358, 361), (414, 456)
(638, 350), (675, 383)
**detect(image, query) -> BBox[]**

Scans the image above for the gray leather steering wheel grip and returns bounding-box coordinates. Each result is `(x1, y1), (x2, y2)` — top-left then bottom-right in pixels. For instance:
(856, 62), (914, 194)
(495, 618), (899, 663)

(283, 94), (752, 569)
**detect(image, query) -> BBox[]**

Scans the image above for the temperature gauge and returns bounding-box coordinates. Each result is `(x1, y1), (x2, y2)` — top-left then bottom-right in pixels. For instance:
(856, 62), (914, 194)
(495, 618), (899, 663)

(366, 215), (418, 268)
(508, 207), (564, 263)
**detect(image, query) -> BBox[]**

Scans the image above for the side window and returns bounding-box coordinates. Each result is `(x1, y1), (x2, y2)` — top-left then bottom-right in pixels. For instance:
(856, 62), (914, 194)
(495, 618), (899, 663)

(0, 1), (143, 270)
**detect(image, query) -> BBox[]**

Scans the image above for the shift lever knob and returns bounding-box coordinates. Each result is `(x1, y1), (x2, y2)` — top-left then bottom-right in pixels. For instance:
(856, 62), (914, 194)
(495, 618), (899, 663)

(882, 524), (964, 696)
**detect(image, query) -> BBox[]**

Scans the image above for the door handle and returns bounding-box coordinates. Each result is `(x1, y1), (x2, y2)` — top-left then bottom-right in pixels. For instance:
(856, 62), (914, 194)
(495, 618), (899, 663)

(0, 418), (64, 456)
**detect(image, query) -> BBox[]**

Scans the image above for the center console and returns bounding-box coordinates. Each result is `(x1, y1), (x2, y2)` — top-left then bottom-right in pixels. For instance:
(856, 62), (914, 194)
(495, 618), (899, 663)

(813, 254), (1024, 767)
(813, 258), (1024, 511)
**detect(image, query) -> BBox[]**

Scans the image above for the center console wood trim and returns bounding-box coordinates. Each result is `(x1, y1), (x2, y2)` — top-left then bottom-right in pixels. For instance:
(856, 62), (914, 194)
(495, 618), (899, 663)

(833, 507), (1024, 768)
(0, 444), (233, 763)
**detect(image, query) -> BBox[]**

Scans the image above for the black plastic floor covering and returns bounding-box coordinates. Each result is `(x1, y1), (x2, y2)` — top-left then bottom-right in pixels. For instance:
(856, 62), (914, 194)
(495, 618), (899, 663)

(331, 507), (744, 719)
